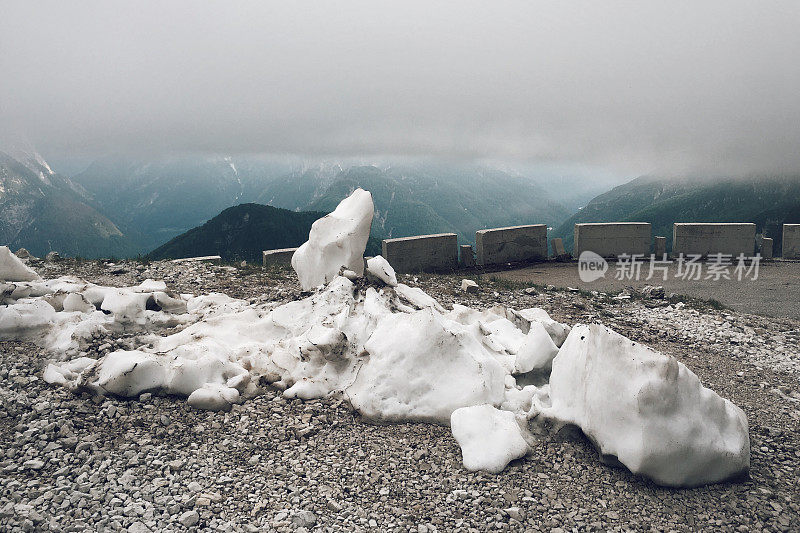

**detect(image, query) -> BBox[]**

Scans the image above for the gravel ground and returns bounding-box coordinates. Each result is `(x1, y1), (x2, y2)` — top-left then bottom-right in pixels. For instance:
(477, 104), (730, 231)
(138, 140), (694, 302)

(1, 258), (799, 532)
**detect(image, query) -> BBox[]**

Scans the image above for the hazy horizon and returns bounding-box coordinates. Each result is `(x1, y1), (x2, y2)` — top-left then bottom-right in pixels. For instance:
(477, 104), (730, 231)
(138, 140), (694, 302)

(3, 1), (800, 179)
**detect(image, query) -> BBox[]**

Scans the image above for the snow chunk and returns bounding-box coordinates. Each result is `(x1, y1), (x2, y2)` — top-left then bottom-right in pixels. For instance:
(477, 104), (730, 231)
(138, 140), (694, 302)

(444, 304), (559, 374)
(541, 324), (750, 487)
(346, 309), (506, 423)
(501, 384), (549, 414)
(152, 292), (188, 314)
(514, 321), (559, 373)
(292, 188), (374, 290)
(43, 358), (96, 386)
(0, 300), (55, 334)
(513, 307), (571, 347)
(187, 383), (240, 411)
(62, 293), (94, 313)
(100, 289), (150, 322)
(394, 283), (445, 312)
(365, 255), (397, 287)
(461, 279), (479, 293)
(93, 350), (249, 398)
(451, 404), (529, 473)
(0, 245), (40, 282)
(136, 279), (167, 292)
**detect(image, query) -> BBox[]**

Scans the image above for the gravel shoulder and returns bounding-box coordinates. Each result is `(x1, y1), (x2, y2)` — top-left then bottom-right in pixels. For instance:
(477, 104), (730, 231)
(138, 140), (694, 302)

(1, 259), (799, 532)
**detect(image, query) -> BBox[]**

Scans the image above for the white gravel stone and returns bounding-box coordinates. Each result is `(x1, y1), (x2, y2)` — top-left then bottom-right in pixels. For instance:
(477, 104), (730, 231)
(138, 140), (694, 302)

(178, 509), (200, 527)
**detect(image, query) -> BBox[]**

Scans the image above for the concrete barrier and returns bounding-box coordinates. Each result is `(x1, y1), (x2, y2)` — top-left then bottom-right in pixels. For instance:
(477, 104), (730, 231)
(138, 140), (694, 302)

(475, 224), (547, 266)
(654, 236), (667, 258)
(760, 238), (773, 260)
(672, 223), (755, 257)
(262, 247), (297, 266)
(784, 224), (800, 259)
(459, 245), (475, 268)
(382, 233), (458, 273)
(574, 223), (651, 258)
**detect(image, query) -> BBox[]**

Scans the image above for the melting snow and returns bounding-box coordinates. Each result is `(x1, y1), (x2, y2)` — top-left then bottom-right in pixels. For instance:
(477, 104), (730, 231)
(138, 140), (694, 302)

(291, 188), (373, 291)
(0, 246), (40, 282)
(1, 189), (752, 487)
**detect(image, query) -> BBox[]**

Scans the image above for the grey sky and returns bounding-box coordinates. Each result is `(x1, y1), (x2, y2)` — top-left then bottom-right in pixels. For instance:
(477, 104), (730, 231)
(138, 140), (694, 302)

(2, 1), (799, 176)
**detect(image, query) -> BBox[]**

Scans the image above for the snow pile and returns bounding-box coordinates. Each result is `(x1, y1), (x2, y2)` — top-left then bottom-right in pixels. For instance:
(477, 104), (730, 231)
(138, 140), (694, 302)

(0, 275), (193, 355)
(44, 350), (247, 413)
(451, 404), (530, 473)
(0, 245), (40, 282)
(291, 188), (374, 291)
(41, 274), (537, 423)
(28, 189), (750, 487)
(538, 324), (751, 487)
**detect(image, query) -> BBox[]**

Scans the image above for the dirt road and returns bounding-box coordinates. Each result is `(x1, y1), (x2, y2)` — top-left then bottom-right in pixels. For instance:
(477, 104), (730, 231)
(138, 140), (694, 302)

(488, 259), (800, 319)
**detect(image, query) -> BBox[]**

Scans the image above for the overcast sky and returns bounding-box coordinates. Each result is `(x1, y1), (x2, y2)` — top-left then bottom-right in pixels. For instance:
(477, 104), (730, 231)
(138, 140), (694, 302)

(2, 1), (799, 176)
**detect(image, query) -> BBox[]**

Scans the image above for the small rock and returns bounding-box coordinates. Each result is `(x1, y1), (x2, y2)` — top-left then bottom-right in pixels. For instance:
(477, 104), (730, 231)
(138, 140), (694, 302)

(178, 510), (200, 527)
(23, 459), (45, 470)
(326, 499), (343, 512)
(641, 285), (665, 299)
(291, 510), (317, 528)
(128, 521), (151, 533)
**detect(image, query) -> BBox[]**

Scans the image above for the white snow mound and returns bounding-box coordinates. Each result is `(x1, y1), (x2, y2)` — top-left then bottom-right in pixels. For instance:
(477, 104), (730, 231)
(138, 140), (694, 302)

(40, 273), (559, 427)
(291, 188), (374, 290)
(451, 404), (530, 473)
(0, 245), (40, 282)
(540, 323), (750, 487)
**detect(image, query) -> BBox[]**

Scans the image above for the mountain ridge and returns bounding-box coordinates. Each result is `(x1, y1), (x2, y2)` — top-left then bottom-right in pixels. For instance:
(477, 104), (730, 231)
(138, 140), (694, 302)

(552, 175), (800, 252)
(0, 149), (141, 258)
(73, 157), (572, 251)
(147, 202), (382, 263)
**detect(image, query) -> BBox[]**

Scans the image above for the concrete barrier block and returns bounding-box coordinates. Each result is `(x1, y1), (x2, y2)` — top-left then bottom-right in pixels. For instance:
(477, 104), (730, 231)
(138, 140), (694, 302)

(784, 224), (800, 259)
(475, 224), (547, 266)
(382, 233), (458, 273)
(654, 236), (667, 258)
(672, 223), (755, 257)
(262, 247), (297, 266)
(760, 238), (773, 259)
(460, 245), (475, 268)
(574, 223), (651, 258)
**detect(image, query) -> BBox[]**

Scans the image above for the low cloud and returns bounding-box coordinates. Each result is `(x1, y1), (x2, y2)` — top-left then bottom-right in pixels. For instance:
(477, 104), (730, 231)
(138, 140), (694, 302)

(2, 1), (799, 176)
